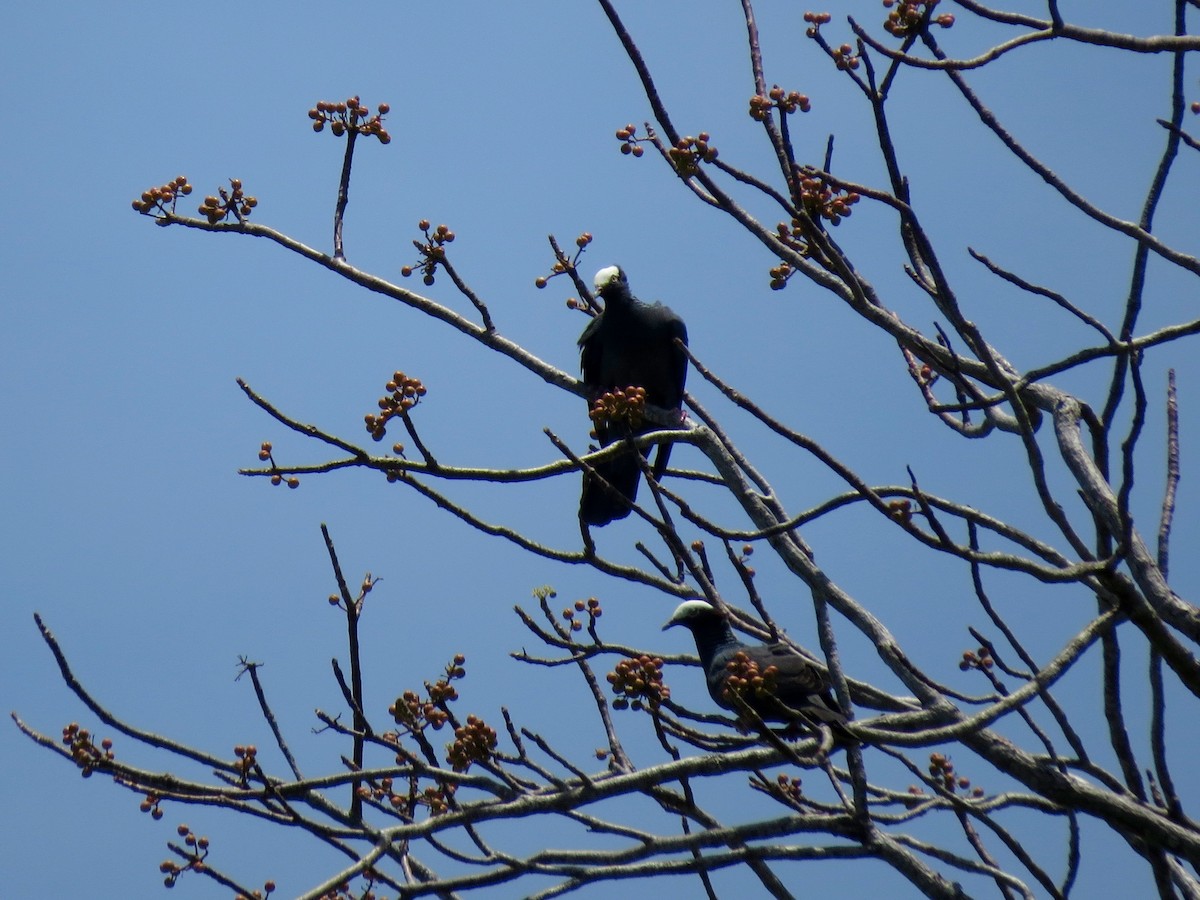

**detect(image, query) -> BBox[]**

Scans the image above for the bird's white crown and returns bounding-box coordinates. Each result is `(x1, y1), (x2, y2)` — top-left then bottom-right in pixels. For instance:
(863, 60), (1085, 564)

(664, 599), (718, 629)
(593, 265), (622, 291)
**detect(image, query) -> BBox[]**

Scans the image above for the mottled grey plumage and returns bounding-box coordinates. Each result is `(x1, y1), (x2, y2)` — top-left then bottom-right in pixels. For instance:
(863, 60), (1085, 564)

(578, 266), (688, 525)
(663, 600), (850, 736)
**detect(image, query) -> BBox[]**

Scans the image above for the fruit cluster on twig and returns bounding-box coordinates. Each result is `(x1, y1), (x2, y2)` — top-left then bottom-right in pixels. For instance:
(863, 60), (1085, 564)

(61, 722), (114, 777)
(929, 751), (983, 797)
(802, 11), (833, 37)
(833, 42), (861, 70)
(258, 441), (299, 489)
(364, 370), (427, 441)
(767, 260), (796, 291)
(668, 133), (718, 177)
(447, 714), (498, 772)
(749, 86), (812, 122)
(799, 171), (860, 224)
(608, 655), (671, 712)
(721, 651), (779, 708)
(159, 823), (212, 889)
(958, 645), (994, 671)
(358, 775), (456, 818)
(198, 178), (258, 224)
(537, 232), (593, 293)
(388, 655), (466, 736)
(308, 96), (391, 143)
(131, 176), (192, 215)
(132, 175), (257, 223)
(561, 596), (603, 633)
(883, 0), (954, 37)
(139, 793), (165, 820)
(886, 499), (913, 524)
(589, 386), (647, 434)
(614, 123), (646, 157)
(771, 773), (804, 804)
(401, 220), (456, 286)
(233, 744), (258, 785)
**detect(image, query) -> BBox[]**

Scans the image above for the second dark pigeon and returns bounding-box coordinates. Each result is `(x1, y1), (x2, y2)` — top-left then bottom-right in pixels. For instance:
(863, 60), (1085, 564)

(578, 266), (688, 526)
(663, 600), (851, 739)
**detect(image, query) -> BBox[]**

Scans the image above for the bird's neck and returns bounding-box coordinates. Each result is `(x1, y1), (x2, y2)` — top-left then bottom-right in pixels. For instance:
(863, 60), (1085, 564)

(693, 621), (740, 663)
(600, 288), (635, 314)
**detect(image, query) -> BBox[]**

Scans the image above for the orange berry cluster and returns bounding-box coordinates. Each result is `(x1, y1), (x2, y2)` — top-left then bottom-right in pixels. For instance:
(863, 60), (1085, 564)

(362, 776), (456, 818)
(736, 543), (757, 578)
(400, 219), (456, 286)
(668, 133), (718, 177)
(802, 11), (833, 36)
(883, 0), (954, 37)
(799, 172), (860, 225)
(767, 260), (795, 291)
(561, 596), (602, 633)
(234, 882), (277, 900)
(447, 714), (497, 772)
(159, 824), (210, 887)
(417, 783), (455, 815)
(832, 43), (860, 71)
(389, 655), (466, 734)
(958, 645), (994, 672)
(139, 792), (166, 820)
(391, 689), (450, 731)
(158, 858), (186, 887)
(589, 386), (647, 433)
(749, 86), (811, 122)
(360, 775), (417, 816)
(535, 232), (592, 290)
(886, 499), (913, 524)
(359, 776), (392, 804)
(329, 573), (376, 607)
(132, 175), (192, 215)
(773, 773), (804, 803)
(198, 178), (258, 224)
(234, 744), (258, 783)
(258, 441), (300, 489)
(929, 752), (983, 797)
(364, 370), (427, 441)
(773, 170), (859, 268)
(615, 123), (646, 157)
(61, 722), (113, 777)
(608, 655), (670, 712)
(722, 651), (780, 708)
(396, 686), (451, 729)
(308, 96), (392, 144)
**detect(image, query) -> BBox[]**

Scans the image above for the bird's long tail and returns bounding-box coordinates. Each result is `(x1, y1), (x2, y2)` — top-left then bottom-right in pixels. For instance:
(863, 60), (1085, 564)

(580, 452), (641, 526)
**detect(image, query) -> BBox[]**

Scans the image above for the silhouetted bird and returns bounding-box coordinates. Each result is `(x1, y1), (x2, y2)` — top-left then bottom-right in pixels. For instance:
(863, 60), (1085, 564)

(578, 266), (688, 526)
(663, 600), (851, 738)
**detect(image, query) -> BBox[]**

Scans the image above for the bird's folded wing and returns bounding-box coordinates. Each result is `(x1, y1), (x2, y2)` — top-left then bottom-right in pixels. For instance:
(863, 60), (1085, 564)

(760, 644), (830, 694)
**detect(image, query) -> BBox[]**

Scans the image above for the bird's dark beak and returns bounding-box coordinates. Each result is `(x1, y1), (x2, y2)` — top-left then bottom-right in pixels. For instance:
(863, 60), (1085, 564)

(661, 618), (678, 632)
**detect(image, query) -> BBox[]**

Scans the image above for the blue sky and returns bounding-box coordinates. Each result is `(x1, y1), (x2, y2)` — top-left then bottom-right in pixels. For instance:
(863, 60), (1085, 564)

(4, 2), (1199, 897)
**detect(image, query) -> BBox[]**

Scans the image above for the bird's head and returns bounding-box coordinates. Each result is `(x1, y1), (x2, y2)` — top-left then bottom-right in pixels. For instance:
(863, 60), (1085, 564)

(662, 599), (723, 632)
(593, 265), (626, 295)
